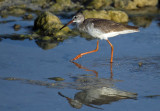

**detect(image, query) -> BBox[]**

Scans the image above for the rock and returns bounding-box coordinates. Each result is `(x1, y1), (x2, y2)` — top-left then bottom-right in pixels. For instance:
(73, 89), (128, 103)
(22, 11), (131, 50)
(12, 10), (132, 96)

(83, 10), (111, 20)
(34, 12), (61, 29)
(55, 0), (71, 5)
(138, 62), (143, 67)
(13, 24), (21, 31)
(0, 0), (5, 2)
(30, 0), (48, 6)
(0, 4), (27, 16)
(86, 0), (113, 9)
(135, 0), (158, 8)
(107, 10), (128, 23)
(48, 77), (65, 81)
(41, 36), (52, 41)
(114, 0), (158, 10)
(23, 14), (33, 20)
(83, 10), (128, 23)
(0, 34), (35, 40)
(34, 11), (71, 38)
(114, 0), (136, 9)
(1, 7), (26, 16)
(49, 0), (72, 12)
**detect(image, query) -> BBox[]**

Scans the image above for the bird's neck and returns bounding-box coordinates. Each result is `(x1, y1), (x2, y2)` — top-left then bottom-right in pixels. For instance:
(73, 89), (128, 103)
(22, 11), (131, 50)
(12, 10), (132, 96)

(76, 21), (84, 30)
(76, 21), (83, 25)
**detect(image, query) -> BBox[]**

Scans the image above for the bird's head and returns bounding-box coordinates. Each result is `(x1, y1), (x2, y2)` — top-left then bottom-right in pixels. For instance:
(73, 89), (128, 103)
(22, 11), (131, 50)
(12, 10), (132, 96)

(60, 13), (84, 30)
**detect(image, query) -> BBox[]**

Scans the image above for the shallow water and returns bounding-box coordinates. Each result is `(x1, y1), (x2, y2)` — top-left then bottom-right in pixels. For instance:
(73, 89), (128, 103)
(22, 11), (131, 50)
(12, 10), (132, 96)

(0, 15), (160, 111)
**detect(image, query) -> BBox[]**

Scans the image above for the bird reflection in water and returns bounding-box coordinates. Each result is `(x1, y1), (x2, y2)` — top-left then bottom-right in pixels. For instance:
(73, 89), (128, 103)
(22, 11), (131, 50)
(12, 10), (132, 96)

(58, 62), (137, 109)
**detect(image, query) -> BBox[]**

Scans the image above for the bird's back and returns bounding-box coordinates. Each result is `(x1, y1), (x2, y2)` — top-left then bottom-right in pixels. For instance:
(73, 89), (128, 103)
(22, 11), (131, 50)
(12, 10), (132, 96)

(84, 18), (139, 33)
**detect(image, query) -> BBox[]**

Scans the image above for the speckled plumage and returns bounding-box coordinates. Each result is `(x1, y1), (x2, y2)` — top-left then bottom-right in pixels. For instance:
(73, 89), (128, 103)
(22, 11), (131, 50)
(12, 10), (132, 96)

(77, 18), (139, 39)
(80, 18), (138, 32)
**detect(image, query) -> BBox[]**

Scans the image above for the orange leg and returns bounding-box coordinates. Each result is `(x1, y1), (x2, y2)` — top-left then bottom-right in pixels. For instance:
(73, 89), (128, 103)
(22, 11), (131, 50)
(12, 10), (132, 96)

(70, 40), (99, 61)
(107, 40), (114, 63)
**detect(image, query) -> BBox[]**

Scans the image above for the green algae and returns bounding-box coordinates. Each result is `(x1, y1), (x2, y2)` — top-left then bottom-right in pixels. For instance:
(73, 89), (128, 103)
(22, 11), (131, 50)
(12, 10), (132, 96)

(23, 14), (33, 20)
(107, 10), (128, 23)
(34, 11), (71, 37)
(49, 0), (72, 12)
(48, 77), (65, 81)
(114, 0), (158, 10)
(83, 10), (128, 23)
(34, 11), (77, 41)
(83, 10), (111, 19)
(86, 0), (113, 9)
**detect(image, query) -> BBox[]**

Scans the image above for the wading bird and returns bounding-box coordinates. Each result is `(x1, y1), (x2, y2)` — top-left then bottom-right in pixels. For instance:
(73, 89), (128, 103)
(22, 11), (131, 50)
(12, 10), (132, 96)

(60, 13), (139, 63)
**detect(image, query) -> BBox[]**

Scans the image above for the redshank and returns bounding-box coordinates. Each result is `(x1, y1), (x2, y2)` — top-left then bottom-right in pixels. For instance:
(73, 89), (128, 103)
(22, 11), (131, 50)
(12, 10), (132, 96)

(60, 13), (139, 63)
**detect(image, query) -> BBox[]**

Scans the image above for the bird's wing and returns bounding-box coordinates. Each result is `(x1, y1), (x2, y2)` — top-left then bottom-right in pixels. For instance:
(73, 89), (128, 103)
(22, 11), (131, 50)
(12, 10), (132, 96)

(86, 18), (138, 33)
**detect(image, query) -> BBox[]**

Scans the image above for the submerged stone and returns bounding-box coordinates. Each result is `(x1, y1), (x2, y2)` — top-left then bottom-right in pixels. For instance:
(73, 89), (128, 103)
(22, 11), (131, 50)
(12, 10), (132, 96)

(48, 77), (65, 81)
(138, 62), (143, 67)
(13, 24), (21, 31)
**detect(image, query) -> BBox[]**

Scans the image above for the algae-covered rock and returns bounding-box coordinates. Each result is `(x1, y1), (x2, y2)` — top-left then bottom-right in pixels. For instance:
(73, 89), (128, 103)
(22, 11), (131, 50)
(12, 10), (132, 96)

(0, 4), (27, 16)
(83, 10), (128, 23)
(1, 7), (26, 16)
(23, 14), (33, 20)
(0, 34), (35, 40)
(86, 0), (113, 9)
(114, 0), (158, 10)
(34, 11), (71, 38)
(41, 36), (52, 41)
(107, 10), (128, 23)
(114, 0), (136, 9)
(55, 0), (71, 5)
(30, 0), (48, 6)
(49, 0), (72, 12)
(0, 0), (5, 2)
(83, 10), (111, 19)
(135, 0), (158, 8)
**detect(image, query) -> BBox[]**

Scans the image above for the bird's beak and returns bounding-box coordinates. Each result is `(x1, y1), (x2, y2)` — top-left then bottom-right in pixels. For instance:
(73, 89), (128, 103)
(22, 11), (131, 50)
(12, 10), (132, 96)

(59, 19), (74, 30)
